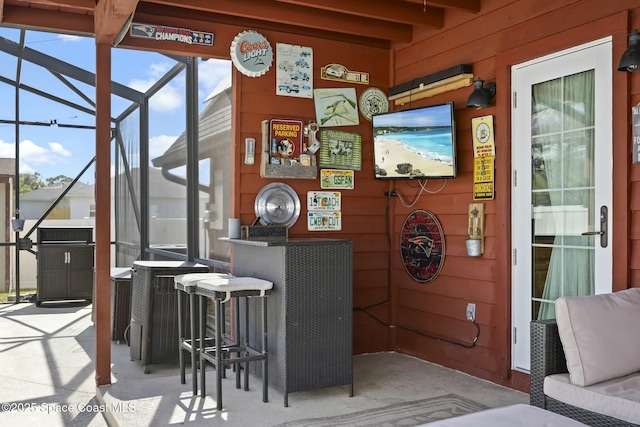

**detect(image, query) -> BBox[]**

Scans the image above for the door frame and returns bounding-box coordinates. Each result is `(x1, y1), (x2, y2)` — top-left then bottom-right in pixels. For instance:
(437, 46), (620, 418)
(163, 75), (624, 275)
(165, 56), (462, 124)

(511, 36), (613, 372)
(492, 13), (630, 381)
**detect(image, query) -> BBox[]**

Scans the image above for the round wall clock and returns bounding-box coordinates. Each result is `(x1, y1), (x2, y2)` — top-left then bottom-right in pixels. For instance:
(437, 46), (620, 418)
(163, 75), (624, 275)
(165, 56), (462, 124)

(399, 210), (446, 282)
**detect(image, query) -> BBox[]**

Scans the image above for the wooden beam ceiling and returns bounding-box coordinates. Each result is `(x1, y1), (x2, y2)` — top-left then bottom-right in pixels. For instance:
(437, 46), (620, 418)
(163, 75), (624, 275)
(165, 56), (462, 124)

(277, 0), (444, 27)
(148, 0), (414, 43)
(0, 0), (482, 47)
(94, 0), (138, 44)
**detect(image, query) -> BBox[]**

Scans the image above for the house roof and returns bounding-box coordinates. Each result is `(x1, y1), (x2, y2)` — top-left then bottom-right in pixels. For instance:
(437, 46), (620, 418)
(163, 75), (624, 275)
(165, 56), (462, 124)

(112, 166), (205, 199)
(20, 181), (94, 201)
(151, 73), (232, 169)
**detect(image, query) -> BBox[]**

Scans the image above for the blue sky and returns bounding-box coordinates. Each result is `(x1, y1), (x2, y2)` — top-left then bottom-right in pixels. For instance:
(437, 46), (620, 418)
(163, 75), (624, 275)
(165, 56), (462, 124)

(373, 103), (453, 128)
(0, 26), (231, 184)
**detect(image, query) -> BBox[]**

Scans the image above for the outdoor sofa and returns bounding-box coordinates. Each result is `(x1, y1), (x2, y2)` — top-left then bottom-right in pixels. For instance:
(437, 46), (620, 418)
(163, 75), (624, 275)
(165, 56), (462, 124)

(530, 288), (640, 426)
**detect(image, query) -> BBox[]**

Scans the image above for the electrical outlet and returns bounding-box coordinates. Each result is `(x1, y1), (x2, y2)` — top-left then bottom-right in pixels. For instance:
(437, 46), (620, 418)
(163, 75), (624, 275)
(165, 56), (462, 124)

(466, 303), (476, 321)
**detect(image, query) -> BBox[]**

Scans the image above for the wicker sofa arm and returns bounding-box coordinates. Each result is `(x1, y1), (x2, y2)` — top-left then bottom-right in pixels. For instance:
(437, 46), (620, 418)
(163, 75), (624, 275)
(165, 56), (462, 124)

(530, 319), (568, 409)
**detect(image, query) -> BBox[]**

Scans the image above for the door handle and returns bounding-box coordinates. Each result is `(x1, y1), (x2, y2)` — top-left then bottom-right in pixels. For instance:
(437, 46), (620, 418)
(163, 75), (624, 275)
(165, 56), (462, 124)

(581, 205), (607, 248)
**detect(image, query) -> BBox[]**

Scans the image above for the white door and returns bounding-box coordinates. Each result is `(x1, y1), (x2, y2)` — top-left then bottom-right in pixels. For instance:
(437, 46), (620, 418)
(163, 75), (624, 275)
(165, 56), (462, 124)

(511, 38), (613, 371)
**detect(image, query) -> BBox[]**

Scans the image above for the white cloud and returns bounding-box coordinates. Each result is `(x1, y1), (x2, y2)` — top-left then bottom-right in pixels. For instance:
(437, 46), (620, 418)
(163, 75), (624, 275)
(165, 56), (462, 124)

(149, 134), (177, 159)
(128, 61), (184, 112)
(13, 139), (72, 164)
(0, 138), (72, 175)
(48, 142), (72, 157)
(19, 140), (52, 164)
(148, 85), (183, 112)
(128, 77), (159, 93)
(124, 58), (231, 114)
(148, 62), (173, 78)
(127, 62), (174, 92)
(199, 59), (232, 94)
(58, 34), (82, 42)
(20, 163), (35, 174)
(0, 140), (15, 158)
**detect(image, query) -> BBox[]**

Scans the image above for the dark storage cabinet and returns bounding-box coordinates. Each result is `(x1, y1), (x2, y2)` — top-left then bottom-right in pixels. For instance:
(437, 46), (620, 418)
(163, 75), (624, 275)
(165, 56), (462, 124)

(129, 261), (209, 373)
(36, 227), (94, 306)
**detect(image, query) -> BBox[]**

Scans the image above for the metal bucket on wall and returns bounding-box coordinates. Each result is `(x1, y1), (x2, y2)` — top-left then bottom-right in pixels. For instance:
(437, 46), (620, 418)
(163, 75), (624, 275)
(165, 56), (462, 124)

(465, 238), (482, 257)
(11, 218), (25, 232)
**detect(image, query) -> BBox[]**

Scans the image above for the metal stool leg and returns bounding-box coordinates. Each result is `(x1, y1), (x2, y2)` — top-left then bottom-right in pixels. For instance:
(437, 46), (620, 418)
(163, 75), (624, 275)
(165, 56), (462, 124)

(199, 295), (207, 398)
(177, 288), (186, 385)
(216, 296), (224, 410)
(189, 292), (198, 395)
(235, 297), (244, 391)
(262, 294), (268, 403)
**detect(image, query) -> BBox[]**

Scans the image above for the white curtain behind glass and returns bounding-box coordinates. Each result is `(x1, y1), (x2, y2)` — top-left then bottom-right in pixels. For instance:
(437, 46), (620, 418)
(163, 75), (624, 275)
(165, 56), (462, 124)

(533, 70), (595, 320)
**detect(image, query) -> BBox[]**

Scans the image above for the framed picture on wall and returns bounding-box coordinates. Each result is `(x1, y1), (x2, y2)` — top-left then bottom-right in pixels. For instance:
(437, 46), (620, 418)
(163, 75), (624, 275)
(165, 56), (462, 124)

(313, 88), (359, 127)
(318, 129), (362, 171)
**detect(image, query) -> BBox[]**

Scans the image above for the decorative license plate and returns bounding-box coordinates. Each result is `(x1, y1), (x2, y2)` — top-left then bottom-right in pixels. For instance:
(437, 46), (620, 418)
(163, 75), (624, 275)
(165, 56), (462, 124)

(307, 191), (341, 211)
(307, 211), (342, 231)
(320, 169), (354, 189)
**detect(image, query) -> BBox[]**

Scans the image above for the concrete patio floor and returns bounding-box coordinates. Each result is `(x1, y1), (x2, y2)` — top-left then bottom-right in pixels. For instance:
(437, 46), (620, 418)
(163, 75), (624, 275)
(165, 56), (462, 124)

(0, 300), (529, 426)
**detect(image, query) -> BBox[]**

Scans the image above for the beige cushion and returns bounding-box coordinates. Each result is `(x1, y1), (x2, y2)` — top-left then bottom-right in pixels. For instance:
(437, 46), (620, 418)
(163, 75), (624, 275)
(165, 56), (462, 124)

(555, 288), (640, 386)
(174, 273), (233, 290)
(421, 403), (587, 426)
(544, 372), (640, 424)
(196, 277), (273, 302)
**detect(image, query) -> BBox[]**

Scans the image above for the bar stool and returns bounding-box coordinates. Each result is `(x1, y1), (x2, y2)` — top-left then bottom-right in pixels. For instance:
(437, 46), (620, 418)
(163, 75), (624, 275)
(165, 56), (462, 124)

(194, 276), (273, 410)
(174, 272), (233, 395)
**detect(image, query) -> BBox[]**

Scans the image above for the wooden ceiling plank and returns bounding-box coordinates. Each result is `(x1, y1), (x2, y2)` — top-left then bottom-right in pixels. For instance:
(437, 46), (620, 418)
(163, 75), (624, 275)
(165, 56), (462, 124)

(274, 0), (443, 27)
(146, 0), (413, 42)
(94, 0), (139, 44)
(18, 0), (94, 10)
(424, 0), (481, 13)
(128, 5), (391, 52)
(2, 5), (93, 34)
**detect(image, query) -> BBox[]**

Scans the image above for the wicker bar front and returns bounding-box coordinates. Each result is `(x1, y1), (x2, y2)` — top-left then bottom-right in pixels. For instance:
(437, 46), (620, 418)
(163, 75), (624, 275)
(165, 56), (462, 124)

(530, 320), (637, 426)
(226, 238), (353, 407)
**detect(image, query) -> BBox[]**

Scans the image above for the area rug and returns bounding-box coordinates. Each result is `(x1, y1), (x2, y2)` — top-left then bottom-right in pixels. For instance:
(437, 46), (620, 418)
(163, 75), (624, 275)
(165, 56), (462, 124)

(276, 393), (489, 427)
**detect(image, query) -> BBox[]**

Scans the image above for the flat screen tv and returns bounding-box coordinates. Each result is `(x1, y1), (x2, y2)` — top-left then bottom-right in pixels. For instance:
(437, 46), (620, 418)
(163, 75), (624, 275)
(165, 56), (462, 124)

(372, 102), (457, 179)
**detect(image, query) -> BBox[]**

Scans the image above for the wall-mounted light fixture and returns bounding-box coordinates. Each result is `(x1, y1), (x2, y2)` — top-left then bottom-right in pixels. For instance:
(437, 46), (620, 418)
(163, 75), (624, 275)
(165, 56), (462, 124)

(617, 29), (640, 72)
(466, 79), (496, 109)
(388, 64), (474, 106)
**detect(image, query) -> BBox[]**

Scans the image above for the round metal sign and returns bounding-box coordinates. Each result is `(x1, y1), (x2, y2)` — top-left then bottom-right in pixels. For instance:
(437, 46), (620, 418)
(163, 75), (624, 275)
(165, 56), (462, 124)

(230, 30), (273, 77)
(399, 210), (445, 282)
(359, 87), (389, 121)
(254, 182), (301, 228)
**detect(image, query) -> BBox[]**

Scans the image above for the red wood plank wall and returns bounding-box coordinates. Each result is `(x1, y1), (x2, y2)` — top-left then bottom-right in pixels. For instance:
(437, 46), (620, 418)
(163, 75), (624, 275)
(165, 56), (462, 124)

(390, 0), (640, 391)
(228, 0), (640, 393)
(231, 31), (394, 355)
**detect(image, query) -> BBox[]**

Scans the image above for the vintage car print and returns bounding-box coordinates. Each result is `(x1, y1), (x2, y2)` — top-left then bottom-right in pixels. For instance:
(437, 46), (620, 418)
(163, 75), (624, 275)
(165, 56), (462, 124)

(278, 83), (300, 93)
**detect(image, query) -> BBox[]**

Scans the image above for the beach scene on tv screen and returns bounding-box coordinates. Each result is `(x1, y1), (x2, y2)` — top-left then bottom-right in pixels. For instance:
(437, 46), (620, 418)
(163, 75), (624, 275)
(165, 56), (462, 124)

(373, 104), (455, 178)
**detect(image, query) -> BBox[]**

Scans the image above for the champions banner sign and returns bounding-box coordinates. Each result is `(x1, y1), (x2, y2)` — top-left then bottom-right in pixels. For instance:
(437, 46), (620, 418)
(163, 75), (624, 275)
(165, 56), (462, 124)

(130, 23), (214, 46)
